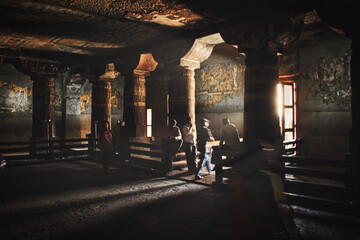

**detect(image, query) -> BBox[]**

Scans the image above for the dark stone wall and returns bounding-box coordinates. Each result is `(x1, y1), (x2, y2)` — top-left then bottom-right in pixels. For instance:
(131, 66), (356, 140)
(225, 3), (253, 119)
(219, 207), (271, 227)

(280, 24), (352, 159)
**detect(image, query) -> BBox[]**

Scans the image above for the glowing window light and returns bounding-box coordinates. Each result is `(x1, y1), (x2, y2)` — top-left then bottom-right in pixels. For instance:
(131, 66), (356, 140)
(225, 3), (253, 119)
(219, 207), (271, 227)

(277, 81), (296, 142)
(146, 108), (152, 137)
(284, 85), (293, 106)
(277, 83), (283, 131)
(284, 108), (293, 129)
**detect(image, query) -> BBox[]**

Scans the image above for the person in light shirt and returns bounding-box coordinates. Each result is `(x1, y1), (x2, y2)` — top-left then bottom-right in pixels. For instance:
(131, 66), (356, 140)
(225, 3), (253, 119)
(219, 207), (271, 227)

(182, 116), (197, 173)
(220, 117), (242, 151)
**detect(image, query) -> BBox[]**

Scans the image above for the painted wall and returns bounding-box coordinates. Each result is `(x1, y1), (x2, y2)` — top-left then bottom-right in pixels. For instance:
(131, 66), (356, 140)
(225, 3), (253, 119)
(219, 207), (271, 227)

(0, 64), (32, 142)
(279, 22), (352, 159)
(195, 43), (245, 139)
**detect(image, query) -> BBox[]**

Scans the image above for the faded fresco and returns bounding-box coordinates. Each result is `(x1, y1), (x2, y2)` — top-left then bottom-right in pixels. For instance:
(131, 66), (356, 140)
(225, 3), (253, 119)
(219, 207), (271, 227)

(0, 64), (32, 114)
(305, 53), (351, 109)
(111, 76), (125, 116)
(195, 61), (245, 112)
(80, 79), (92, 114)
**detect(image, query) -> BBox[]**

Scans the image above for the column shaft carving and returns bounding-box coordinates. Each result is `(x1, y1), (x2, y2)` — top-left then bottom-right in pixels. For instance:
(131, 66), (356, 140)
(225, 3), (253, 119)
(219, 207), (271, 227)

(133, 71), (147, 138)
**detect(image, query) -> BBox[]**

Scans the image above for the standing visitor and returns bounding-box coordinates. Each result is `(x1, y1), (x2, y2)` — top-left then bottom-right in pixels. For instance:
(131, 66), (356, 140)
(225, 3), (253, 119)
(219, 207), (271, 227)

(99, 121), (114, 182)
(182, 116), (197, 173)
(161, 118), (183, 172)
(195, 118), (214, 179)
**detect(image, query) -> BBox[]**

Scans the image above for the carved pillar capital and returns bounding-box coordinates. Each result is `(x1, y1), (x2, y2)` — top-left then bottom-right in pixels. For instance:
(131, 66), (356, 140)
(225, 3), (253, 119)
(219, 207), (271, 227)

(98, 63), (120, 82)
(133, 70), (148, 83)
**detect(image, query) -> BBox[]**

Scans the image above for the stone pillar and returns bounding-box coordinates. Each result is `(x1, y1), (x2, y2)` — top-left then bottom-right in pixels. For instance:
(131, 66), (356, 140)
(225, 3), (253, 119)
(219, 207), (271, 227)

(168, 66), (196, 126)
(350, 39), (360, 155)
(123, 53), (157, 140)
(91, 63), (119, 138)
(32, 75), (55, 139)
(244, 49), (279, 143)
(11, 59), (69, 140)
(133, 70), (147, 138)
(346, 38), (360, 194)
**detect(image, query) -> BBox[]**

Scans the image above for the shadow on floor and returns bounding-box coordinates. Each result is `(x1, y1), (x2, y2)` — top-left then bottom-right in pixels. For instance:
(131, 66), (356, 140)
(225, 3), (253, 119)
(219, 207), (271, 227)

(0, 159), (289, 240)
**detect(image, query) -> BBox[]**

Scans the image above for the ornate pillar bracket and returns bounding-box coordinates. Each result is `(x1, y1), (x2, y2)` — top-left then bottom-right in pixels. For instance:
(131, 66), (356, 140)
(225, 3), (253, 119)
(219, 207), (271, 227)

(163, 33), (226, 126)
(98, 63), (120, 82)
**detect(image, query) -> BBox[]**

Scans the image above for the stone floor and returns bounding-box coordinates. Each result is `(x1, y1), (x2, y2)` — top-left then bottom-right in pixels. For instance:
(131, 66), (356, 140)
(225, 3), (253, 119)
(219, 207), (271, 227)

(0, 158), (359, 240)
(0, 158), (291, 240)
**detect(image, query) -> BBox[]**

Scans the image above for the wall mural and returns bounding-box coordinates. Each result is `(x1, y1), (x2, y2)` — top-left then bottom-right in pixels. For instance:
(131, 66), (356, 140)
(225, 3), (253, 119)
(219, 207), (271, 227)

(80, 79), (92, 114)
(196, 62), (245, 111)
(306, 53), (351, 109)
(80, 91), (92, 113)
(0, 78), (32, 114)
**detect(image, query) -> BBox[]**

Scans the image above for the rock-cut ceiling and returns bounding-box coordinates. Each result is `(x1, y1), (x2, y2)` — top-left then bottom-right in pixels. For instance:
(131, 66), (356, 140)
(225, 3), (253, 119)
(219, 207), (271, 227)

(0, 0), (357, 66)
